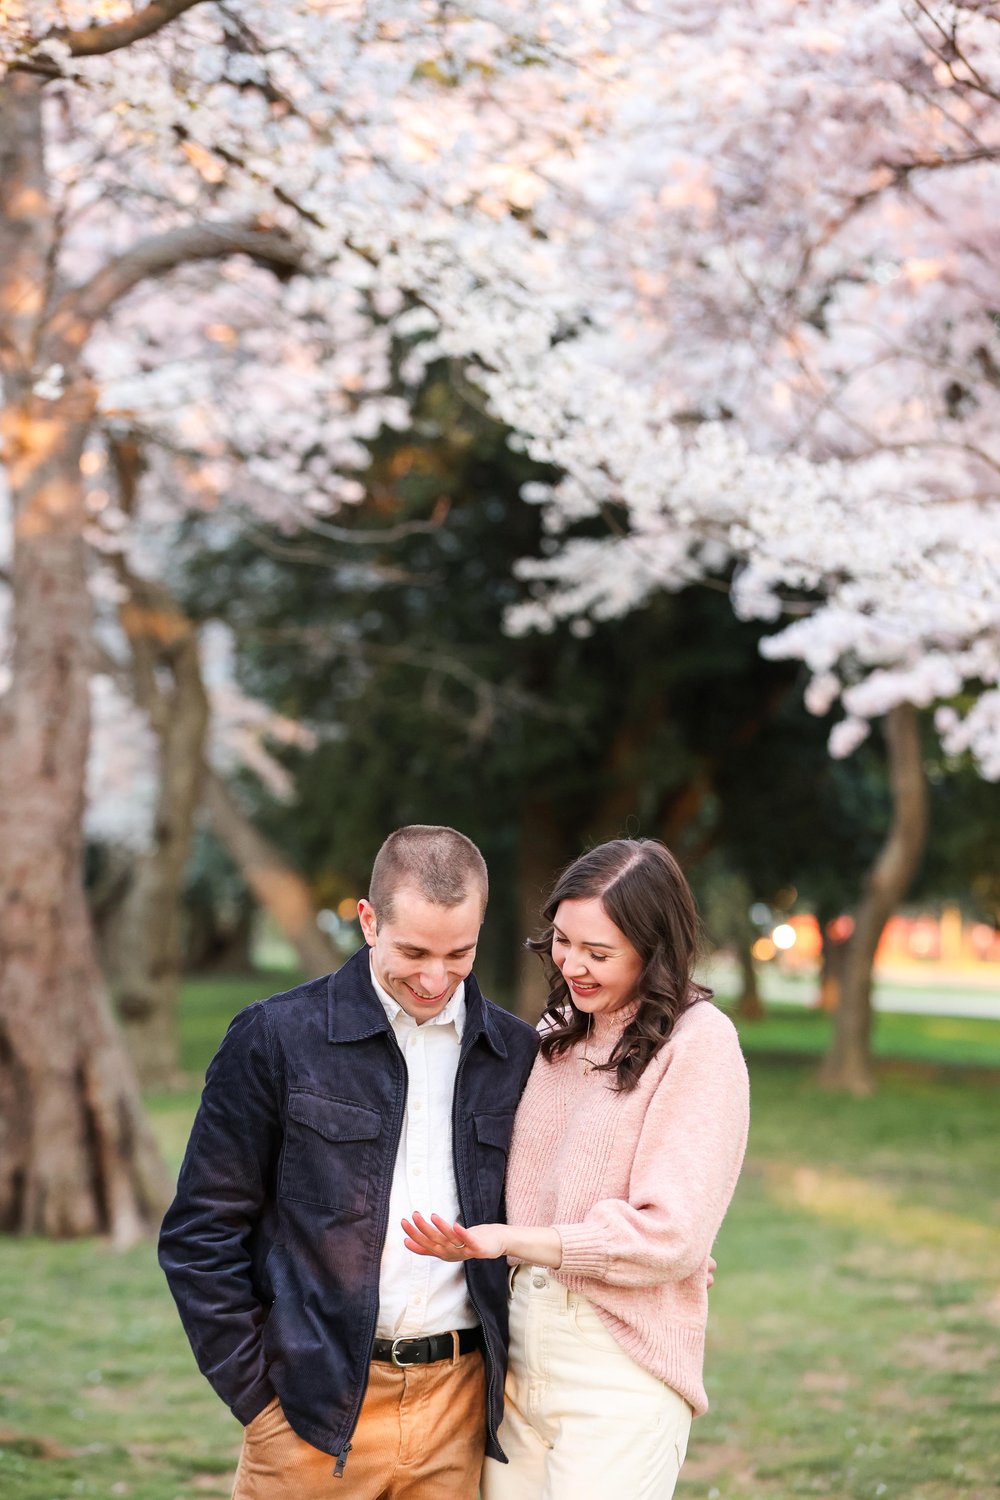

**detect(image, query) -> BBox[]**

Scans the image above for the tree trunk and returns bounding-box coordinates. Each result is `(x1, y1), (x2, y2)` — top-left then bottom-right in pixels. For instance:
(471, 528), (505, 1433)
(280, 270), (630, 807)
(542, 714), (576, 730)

(106, 449), (211, 1088)
(818, 923), (849, 1011)
(111, 610), (210, 1087)
(818, 704), (928, 1095)
(184, 890), (256, 974)
(735, 937), (765, 1020)
(201, 772), (338, 978)
(515, 802), (564, 1021)
(0, 74), (170, 1240)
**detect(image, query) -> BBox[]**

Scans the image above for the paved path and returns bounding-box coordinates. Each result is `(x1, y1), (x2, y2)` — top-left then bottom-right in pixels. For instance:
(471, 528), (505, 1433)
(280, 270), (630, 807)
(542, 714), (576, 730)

(702, 957), (1000, 1021)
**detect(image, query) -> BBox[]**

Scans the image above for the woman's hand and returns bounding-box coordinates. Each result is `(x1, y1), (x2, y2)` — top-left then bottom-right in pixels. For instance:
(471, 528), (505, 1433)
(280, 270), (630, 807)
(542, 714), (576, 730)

(402, 1211), (508, 1261)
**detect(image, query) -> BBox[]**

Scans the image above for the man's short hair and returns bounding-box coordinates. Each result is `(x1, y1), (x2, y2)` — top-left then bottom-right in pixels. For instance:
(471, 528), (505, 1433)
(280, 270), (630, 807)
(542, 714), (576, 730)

(368, 825), (488, 925)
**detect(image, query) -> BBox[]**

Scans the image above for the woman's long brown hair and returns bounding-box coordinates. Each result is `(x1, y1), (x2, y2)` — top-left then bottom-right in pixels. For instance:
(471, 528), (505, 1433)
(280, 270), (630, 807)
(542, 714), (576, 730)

(530, 838), (711, 1090)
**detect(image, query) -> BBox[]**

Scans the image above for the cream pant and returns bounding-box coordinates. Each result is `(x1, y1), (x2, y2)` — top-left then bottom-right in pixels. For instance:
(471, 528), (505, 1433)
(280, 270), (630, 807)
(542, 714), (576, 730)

(481, 1267), (692, 1500)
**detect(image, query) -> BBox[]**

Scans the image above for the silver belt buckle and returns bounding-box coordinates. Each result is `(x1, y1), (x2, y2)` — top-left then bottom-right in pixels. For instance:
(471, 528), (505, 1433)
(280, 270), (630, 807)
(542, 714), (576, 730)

(390, 1336), (420, 1368)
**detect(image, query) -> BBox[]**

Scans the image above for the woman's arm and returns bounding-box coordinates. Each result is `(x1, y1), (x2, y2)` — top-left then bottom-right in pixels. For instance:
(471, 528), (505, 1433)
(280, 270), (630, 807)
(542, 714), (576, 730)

(402, 1211), (562, 1268)
(403, 1211), (719, 1287)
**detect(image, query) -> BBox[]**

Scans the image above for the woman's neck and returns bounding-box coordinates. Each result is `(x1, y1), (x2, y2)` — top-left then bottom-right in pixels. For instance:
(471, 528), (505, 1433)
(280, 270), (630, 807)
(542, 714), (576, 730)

(588, 997), (641, 1042)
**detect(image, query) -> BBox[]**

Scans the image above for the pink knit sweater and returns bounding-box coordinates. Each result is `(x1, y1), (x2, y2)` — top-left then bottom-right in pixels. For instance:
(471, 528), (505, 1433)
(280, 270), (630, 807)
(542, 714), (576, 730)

(505, 997), (750, 1416)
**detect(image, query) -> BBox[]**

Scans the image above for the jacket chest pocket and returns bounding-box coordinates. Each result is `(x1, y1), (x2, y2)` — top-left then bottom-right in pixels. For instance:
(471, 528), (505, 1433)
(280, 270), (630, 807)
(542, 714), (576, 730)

(280, 1090), (382, 1217)
(474, 1111), (514, 1221)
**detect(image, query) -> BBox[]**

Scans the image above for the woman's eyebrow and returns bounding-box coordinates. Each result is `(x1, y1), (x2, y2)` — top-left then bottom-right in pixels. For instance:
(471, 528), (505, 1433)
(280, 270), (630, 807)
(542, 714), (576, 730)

(553, 928), (615, 949)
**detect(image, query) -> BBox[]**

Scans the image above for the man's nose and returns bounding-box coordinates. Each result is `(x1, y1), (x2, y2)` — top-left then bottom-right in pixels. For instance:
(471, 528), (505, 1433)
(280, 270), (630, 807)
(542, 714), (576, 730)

(418, 964), (447, 993)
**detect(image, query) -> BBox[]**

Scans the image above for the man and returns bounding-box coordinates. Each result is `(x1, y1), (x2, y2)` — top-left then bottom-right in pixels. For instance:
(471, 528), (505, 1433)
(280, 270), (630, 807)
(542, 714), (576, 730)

(159, 825), (539, 1499)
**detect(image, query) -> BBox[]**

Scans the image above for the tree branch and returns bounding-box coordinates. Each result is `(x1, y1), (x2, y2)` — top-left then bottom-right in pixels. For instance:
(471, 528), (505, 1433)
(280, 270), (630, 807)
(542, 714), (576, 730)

(46, 220), (303, 355)
(53, 0), (208, 58)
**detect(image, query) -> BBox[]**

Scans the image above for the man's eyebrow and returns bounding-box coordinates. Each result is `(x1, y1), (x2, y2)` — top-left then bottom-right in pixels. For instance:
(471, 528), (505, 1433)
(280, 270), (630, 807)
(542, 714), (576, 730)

(394, 942), (475, 955)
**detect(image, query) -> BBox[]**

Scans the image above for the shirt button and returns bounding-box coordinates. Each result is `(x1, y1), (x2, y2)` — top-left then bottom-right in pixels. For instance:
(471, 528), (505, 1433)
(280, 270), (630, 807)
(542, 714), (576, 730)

(532, 1275), (547, 1289)
(412, 1166), (422, 1176)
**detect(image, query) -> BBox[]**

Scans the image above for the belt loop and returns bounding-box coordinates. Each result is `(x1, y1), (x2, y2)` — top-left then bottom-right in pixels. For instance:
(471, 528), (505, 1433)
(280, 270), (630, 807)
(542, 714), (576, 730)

(451, 1329), (460, 1366)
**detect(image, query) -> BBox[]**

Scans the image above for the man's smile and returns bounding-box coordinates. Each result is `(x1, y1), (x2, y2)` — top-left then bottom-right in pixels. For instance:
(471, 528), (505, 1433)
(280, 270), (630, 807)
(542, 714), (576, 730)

(403, 980), (450, 1003)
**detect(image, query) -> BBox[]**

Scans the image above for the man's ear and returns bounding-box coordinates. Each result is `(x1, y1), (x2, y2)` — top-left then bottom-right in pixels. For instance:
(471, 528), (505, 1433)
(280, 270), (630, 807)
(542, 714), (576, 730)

(358, 898), (378, 947)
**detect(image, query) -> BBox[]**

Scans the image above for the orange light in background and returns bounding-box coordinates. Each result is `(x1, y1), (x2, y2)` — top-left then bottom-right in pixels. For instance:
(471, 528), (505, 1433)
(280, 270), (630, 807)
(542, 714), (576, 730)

(336, 897), (359, 922)
(788, 914), (822, 960)
(80, 451), (103, 475)
(970, 923), (999, 960)
(751, 937), (776, 962)
(205, 323), (237, 344)
(908, 919), (938, 959)
(826, 914), (855, 943)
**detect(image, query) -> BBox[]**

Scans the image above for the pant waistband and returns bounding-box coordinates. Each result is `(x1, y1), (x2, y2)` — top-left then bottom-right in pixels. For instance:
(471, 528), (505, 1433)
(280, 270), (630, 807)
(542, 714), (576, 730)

(371, 1327), (482, 1367)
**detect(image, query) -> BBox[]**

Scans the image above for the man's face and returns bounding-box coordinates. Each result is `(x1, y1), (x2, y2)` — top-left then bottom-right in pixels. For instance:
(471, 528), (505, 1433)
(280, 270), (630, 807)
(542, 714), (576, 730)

(358, 884), (482, 1024)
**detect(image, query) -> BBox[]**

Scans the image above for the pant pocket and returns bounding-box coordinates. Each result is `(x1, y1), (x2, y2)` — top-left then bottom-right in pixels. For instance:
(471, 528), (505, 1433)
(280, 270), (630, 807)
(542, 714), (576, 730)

(245, 1396), (285, 1444)
(569, 1295), (618, 1352)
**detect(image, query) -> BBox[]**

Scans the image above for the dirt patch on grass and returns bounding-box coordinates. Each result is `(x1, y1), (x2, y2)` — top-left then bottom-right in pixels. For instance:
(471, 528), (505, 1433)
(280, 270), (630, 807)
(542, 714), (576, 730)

(869, 1379), (937, 1411)
(895, 1329), (996, 1373)
(0, 1426), (72, 1458)
(682, 1439), (756, 1484)
(800, 1368), (853, 1392)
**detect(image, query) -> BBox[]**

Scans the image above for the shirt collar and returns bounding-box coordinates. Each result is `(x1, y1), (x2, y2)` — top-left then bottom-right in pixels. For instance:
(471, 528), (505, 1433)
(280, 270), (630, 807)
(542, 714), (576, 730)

(368, 956), (466, 1038)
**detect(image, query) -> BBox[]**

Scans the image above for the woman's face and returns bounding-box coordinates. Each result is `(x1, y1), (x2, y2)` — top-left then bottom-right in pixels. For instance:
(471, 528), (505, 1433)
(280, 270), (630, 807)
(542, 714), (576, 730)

(551, 896), (644, 1016)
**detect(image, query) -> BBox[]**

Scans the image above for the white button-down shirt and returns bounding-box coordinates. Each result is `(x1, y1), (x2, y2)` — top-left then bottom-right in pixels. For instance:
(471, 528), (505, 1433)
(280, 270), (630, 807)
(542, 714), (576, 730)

(370, 960), (477, 1338)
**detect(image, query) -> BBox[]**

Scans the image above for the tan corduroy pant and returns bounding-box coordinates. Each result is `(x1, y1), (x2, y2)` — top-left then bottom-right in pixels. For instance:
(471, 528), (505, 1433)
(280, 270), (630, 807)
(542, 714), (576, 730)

(231, 1349), (486, 1500)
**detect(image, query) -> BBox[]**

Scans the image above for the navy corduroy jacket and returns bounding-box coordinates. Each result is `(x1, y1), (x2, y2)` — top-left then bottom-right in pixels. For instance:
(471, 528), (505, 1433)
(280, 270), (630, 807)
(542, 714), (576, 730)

(158, 946), (539, 1467)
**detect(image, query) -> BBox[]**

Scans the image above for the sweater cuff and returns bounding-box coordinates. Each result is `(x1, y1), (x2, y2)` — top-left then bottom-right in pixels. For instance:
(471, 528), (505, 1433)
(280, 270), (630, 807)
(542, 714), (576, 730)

(554, 1222), (610, 1279)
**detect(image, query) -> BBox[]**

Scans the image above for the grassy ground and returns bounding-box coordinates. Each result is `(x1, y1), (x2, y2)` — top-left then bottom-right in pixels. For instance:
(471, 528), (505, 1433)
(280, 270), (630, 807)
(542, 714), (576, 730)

(724, 1003), (1000, 1072)
(1, 976), (998, 1499)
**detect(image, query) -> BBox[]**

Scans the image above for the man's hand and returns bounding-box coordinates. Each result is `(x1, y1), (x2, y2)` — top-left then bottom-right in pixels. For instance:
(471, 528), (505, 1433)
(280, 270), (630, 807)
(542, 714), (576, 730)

(402, 1211), (508, 1261)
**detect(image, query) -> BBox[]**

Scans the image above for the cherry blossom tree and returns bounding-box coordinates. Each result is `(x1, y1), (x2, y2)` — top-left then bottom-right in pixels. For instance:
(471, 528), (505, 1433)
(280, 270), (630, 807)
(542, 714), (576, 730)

(2, 0), (998, 1240)
(499, 1), (1000, 1091)
(0, 0), (604, 1237)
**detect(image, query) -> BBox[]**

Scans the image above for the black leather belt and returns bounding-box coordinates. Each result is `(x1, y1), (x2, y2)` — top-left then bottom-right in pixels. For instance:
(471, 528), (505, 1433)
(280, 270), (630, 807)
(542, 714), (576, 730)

(371, 1328), (482, 1367)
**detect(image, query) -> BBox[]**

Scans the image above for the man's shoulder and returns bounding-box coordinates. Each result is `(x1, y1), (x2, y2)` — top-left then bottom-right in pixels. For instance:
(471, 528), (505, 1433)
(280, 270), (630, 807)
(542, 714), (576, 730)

(480, 994), (541, 1057)
(255, 972), (332, 1014)
(239, 972), (332, 1051)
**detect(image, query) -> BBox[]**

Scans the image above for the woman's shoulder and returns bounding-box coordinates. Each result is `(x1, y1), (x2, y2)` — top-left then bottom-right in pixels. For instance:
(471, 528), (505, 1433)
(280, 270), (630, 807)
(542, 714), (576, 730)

(668, 994), (744, 1055)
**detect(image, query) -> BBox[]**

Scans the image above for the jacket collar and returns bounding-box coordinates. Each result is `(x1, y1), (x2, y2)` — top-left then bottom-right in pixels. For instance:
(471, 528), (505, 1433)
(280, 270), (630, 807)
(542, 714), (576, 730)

(327, 945), (507, 1059)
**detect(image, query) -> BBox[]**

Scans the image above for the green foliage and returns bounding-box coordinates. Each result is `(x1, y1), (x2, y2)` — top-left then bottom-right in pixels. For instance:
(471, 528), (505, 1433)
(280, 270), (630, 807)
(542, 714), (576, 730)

(179, 368), (946, 993)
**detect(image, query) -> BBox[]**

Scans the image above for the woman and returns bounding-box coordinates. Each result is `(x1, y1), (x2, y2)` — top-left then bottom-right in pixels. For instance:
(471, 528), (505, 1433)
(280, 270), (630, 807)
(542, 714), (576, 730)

(403, 838), (750, 1500)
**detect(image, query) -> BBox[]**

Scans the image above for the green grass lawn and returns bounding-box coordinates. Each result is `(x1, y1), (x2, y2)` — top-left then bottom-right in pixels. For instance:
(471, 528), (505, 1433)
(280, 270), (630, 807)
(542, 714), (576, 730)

(725, 1001), (1000, 1072)
(1, 976), (998, 1499)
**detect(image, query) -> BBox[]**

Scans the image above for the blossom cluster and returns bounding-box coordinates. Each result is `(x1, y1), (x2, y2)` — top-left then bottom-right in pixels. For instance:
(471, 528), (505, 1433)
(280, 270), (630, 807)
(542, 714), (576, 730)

(2, 1), (998, 781)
